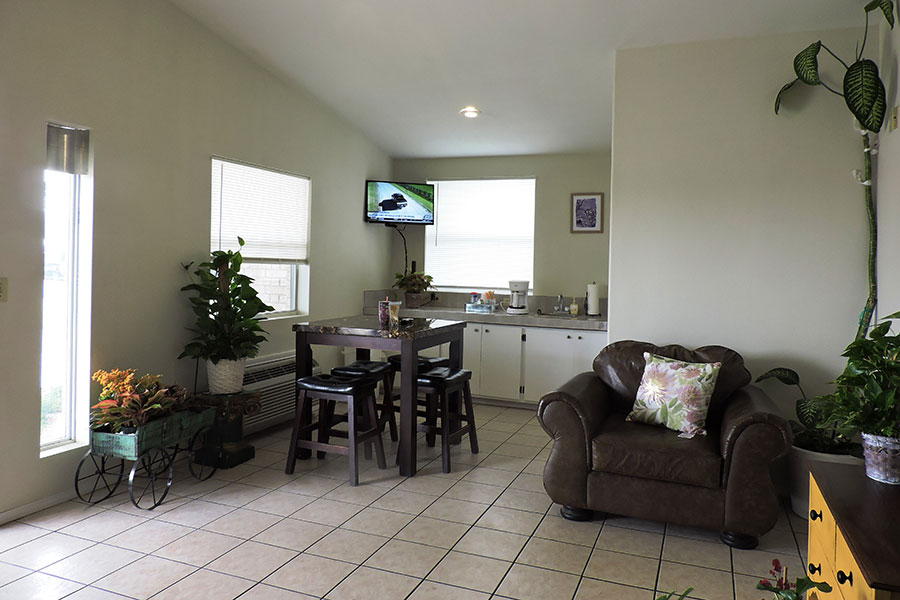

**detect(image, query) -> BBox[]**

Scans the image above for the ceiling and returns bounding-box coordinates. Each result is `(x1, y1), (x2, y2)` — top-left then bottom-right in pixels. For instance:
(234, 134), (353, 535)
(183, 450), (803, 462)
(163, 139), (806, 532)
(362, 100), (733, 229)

(168, 0), (862, 158)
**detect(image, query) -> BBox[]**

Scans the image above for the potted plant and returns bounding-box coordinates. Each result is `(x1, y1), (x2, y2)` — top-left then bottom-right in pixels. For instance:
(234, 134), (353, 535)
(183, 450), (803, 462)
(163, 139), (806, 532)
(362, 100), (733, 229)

(757, 559), (832, 600)
(816, 311), (900, 484)
(91, 368), (191, 433)
(393, 270), (435, 308)
(180, 238), (274, 394)
(755, 368), (862, 516)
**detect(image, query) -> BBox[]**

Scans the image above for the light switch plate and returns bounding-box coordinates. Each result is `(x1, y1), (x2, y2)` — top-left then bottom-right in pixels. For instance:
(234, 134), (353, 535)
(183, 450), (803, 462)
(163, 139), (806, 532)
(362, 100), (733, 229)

(891, 105), (899, 133)
(0, 278), (7, 302)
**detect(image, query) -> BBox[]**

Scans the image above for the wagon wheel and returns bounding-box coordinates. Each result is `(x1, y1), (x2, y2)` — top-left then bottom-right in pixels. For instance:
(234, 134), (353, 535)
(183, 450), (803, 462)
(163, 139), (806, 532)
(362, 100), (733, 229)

(188, 427), (221, 481)
(128, 447), (174, 510)
(74, 451), (124, 504)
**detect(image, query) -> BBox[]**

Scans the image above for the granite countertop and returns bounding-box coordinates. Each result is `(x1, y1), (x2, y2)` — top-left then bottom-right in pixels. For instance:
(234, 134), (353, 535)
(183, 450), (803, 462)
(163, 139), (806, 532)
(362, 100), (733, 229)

(293, 314), (465, 339)
(361, 306), (608, 331)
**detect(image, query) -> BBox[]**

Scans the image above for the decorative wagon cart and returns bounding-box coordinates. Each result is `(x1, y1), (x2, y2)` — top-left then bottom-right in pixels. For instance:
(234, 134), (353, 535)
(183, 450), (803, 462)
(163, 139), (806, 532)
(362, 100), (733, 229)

(74, 407), (220, 509)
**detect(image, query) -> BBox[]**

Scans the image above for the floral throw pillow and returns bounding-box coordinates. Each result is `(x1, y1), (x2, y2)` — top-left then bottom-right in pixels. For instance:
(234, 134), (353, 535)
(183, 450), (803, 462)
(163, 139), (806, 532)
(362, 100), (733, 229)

(626, 352), (722, 438)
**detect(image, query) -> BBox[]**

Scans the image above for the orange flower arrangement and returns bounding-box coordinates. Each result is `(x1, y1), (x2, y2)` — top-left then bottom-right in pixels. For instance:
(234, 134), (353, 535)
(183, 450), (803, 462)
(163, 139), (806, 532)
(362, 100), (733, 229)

(91, 368), (189, 432)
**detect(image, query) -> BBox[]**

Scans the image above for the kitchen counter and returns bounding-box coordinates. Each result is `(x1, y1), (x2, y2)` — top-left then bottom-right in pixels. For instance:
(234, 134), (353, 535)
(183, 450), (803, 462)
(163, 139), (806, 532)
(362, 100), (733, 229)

(362, 306), (607, 331)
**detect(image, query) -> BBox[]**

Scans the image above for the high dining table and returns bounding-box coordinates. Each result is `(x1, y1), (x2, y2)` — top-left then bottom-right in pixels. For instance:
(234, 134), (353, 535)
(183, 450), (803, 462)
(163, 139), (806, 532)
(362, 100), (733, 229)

(292, 315), (466, 476)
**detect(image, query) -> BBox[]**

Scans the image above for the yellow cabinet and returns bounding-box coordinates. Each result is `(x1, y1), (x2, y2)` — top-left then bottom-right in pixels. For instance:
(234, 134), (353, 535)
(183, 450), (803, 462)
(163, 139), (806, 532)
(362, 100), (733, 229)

(808, 476), (836, 568)
(807, 535), (841, 600)
(834, 528), (876, 600)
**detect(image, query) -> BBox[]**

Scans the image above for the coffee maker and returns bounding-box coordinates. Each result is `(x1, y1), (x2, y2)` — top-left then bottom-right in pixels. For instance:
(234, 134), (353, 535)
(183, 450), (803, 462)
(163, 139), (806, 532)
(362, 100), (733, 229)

(507, 280), (529, 315)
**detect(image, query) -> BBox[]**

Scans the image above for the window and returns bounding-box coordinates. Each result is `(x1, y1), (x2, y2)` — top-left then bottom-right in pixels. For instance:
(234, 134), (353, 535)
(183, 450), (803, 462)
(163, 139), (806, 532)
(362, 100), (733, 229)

(211, 158), (311, 315)
(41, 124), (93, 449)
(425, 178), (535, 290)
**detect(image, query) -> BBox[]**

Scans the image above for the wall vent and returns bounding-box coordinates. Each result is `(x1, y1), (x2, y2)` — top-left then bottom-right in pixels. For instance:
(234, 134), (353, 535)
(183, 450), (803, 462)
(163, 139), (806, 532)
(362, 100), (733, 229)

(241, 352), (318, 435)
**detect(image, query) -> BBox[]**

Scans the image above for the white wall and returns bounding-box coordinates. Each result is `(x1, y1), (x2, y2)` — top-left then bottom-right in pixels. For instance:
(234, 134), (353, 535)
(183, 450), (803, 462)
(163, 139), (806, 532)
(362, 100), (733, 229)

(392, 152), (611, 297)
(0, 0), (392, 516)
(609, 29), (869, 402)
(877, 21), (900, 320)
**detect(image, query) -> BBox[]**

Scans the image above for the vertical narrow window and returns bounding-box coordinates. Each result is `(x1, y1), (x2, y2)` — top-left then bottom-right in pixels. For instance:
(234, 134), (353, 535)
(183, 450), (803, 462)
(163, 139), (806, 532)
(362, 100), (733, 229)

(210, 157), (311, 315)
(41, 124), (92, 449)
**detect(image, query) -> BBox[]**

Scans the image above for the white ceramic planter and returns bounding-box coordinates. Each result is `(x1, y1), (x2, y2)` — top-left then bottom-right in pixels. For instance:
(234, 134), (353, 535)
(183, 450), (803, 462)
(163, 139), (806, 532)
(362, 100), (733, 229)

(206, 358), (246, 394)
(789, 445), (863, 517)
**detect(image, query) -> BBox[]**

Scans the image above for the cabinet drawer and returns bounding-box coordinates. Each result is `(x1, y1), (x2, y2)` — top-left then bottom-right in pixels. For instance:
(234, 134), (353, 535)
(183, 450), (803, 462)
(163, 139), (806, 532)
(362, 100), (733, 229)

(808, 540), (841, 600)
(835, 526), (876, 600)
(810, 474), (836, 567)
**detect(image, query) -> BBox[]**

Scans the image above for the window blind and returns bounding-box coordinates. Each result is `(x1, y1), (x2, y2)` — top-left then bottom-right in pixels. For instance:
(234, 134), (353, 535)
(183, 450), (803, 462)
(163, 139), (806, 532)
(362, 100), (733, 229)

(210, 158), (310, 261)
(425, 178), (535, 289)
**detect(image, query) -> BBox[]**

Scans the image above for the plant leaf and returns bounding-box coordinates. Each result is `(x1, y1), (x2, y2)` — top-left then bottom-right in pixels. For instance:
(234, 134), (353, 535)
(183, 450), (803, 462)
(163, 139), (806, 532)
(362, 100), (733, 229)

(775, 79), (799, 114)
(866, 0), (895, 29)
(794, 42), (822, 85)
(844, 59), (887, 132)
(755, 367), (800, 386)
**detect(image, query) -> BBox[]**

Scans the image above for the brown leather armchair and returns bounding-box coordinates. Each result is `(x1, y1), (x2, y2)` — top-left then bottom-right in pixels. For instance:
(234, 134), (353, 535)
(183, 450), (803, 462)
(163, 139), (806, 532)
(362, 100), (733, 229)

(537, 340), (791, 548)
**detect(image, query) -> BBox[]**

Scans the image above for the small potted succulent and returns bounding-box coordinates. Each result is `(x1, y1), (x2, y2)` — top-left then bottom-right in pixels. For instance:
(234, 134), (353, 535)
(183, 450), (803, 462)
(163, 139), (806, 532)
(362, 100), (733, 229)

(393, 270), (435, 308)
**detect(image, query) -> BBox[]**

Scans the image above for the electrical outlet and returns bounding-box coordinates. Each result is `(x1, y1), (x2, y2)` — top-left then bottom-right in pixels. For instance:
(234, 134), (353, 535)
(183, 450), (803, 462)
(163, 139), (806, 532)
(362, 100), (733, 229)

(891, 105), (899, 133)
(0, 278), (7, 302)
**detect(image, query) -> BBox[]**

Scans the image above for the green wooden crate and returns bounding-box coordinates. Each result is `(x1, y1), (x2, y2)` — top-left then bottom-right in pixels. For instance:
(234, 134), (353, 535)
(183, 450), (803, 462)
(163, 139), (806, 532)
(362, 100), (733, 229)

(90, 407), (216, 461)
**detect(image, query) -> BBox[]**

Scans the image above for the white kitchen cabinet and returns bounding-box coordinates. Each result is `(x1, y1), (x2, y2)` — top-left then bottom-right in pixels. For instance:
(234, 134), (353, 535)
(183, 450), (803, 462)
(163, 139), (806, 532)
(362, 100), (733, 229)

(463, 323), (523, 401)
(463, 324), (483, 395)
(522, 328), (607, 403)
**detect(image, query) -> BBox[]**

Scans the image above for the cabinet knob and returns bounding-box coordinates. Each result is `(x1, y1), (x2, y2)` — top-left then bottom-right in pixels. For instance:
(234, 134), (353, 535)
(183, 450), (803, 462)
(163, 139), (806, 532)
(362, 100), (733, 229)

(577, 335), (582, 340)
(837, 571), (853, 586)
(808, 563), (821, 575)
(809, 509), (822, 521)
(566, 335), (571, 339)
(474, 328), (479, 332)
(485, 328), (490, 333)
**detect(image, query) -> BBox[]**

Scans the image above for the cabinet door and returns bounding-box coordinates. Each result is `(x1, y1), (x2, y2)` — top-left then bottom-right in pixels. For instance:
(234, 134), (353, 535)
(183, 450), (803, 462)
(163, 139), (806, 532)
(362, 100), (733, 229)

(522, 327), (574, 403)
(463, 325), (483, 396)
(809, 475), (836, 568)
(571, 331), (608, 374)
(479, 325), (523, 400)
(807, 541), (841, 600)
(834, 527), (876, 600)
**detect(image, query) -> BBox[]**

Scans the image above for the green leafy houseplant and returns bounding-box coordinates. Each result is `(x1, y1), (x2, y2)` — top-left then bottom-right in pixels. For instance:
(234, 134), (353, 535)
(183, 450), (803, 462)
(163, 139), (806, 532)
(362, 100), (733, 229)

(90, 368), (191, 433)
(816, 311), (900, 438)
(179, 238), (274, 363)
(393, 270), (434, 294)
(774, 0), (895, 339)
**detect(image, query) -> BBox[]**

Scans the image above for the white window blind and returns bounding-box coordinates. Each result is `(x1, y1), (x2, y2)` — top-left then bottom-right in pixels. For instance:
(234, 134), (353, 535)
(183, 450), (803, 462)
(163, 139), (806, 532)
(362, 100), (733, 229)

(210, 158), (310, 261)
(425, 178), (535, 289)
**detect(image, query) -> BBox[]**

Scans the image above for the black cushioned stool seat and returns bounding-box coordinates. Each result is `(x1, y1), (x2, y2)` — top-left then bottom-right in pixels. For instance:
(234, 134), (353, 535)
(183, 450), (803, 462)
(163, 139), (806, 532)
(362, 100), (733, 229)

(285, 374), (386, 486)
(416, 367), (478, 473)
(331, 361), (398, 442)
(387, 354), (449, 372)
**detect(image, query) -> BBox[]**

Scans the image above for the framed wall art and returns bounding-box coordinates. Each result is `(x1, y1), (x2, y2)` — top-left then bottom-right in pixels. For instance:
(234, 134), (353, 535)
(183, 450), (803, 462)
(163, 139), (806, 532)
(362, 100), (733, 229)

(571, 193), (604, 233)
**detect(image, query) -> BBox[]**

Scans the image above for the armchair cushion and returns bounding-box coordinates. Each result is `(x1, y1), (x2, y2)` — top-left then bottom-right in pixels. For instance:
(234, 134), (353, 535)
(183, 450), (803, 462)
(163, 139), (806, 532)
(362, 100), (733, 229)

(591, 416), (723, 489)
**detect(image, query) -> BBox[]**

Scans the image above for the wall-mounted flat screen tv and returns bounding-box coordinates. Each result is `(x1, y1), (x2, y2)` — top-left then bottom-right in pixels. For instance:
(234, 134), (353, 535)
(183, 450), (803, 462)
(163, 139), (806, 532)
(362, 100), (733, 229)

(365, 180), (435, 225)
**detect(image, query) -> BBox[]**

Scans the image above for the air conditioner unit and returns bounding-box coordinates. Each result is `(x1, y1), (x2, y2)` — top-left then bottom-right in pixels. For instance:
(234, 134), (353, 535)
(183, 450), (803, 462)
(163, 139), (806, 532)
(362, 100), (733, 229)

(242, 352), (320, 435)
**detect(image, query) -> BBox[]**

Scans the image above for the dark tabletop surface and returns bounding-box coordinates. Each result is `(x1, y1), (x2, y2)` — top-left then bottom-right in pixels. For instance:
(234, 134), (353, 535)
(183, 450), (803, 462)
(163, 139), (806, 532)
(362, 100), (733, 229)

(292, 315), (465, 340)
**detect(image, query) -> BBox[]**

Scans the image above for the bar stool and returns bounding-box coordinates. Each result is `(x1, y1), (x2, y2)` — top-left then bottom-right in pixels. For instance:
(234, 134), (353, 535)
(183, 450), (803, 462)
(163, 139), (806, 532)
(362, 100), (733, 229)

(331, 360), (397, 441)
(415, 367), (479, 473)
(285, 374), (386, 486)
(386, 354), (451, 445)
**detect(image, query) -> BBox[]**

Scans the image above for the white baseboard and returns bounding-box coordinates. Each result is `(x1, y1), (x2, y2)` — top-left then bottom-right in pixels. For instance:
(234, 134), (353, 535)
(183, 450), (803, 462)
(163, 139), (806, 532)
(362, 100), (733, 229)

(0, 489), (77, 526)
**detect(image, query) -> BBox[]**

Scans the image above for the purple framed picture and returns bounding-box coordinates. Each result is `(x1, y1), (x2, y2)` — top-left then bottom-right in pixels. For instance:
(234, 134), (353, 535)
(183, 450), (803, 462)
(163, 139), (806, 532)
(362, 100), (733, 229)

(571, 193), (604, 233)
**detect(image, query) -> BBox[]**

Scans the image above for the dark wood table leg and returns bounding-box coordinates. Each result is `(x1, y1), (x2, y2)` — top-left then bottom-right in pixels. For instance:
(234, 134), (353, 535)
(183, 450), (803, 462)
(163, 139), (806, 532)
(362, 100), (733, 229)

(448, 331), (464, 443)
(296, 332), (313, 460)
(398, 339), (418, 476)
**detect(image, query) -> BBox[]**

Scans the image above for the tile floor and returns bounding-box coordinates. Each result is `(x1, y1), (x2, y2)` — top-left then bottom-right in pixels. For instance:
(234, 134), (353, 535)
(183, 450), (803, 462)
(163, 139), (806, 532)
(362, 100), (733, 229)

(0, 404), (808, 600)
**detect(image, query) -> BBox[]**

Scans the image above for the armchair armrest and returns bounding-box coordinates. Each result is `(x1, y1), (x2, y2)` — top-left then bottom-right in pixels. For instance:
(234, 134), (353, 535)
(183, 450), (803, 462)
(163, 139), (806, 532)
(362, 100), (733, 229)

(537, 372), (612, 508)
(720, 385), (792, 477)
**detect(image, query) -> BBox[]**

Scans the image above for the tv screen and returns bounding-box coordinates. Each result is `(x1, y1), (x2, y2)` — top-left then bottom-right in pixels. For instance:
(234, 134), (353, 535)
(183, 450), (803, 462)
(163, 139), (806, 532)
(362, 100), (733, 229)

(365, 180), (435, 225)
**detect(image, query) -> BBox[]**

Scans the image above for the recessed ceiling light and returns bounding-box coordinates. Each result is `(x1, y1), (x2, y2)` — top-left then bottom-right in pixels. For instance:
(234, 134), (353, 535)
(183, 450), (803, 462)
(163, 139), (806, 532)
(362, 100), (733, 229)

(459, 105), (480, 118)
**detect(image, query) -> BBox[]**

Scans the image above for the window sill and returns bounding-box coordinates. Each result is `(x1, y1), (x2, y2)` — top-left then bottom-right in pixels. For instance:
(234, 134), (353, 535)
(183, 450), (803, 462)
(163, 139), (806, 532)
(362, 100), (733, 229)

(260, 311), (308, 322)
(40, 439), (88, 459)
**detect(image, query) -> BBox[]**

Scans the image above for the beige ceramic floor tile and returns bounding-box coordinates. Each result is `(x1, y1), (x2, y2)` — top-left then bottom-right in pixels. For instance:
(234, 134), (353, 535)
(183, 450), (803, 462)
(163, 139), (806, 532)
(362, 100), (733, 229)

(94, 555), (196, 599)
(251, 518), (334, 551)
(307, 528), (388, 564)
(428, 551), (510, 593)
(492, 443), (540, 460)
(237, 468), (303, 490)
(509, 473), (545, 494)
(201, 482), (272, 507)
(18, 502), (106, 532)
(325, 565), (420, 600)
(583, 547), (660, 589)
(396, 475), (458, 497)
(291, 498), (363, 526)
(477, 454), (531, 472)
(103, 519), (192, 553)
(0, 532), (94, 570)
(756, 527), (801, 555)
(244, 449), (289, 468)
(209, 463), (265, 483)
(476, 506), (543, 536)
(421, 497), (488, 525)
(150, 567), (254, 600)
(462, 467), (518, 487)
(0, 572), (83, 600)
(496, 563), (580, 600)
(454, 526), (529, 561)
(156, 499), (235, 528)
(533, 514), (602, 546)
(202, 507), (282, 538)
(575, 577), (655, 600)
(479, 420), (521, 433)
(731, 549), (803, 579)
(341, 506), (414, 537)
(153, 529), (243, 566)
(663, 535), (733, 571)
(604, 515), (667, 534)
(0, 521), (49, 552)
(58, 510), (148, 542)
(657, 561), (735, 600)
(0, 562), (30, 587)
(443, 481), (504, 505)
(279, 474), (345, 497)
(323, 482), (389, 506)
(494, 488), (552, 514)
(238, 583), (317, 599)
(62, 586), (134, 599)
(407, 581), (490, 600)
(263, 553), (355, 597)
(42, 543), (143, 584)
(395, 516), (470, 549)
(665, 523), (722, 543)
(363, 539), (447, 578)
(370, 489), (436, 515)
(168, 476), (229, 499)
(206, 540), (298, 580)
(516, 536), (592, 574)
(243, 490), (317, 516)
(594, 525), (663, 559)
